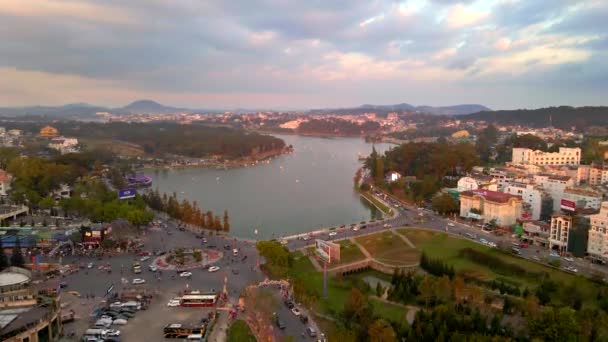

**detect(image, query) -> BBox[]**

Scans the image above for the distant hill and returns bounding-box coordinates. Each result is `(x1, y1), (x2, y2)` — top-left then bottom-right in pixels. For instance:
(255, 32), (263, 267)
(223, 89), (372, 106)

(0, 103), (108, 118)
(310, 103), (490, 116)
(463, 106), (608, 130)
(118, 100), (187, 114)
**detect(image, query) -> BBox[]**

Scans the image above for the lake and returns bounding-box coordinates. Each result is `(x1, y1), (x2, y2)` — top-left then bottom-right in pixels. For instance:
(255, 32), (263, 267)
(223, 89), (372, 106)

(147, 134), (393, 239)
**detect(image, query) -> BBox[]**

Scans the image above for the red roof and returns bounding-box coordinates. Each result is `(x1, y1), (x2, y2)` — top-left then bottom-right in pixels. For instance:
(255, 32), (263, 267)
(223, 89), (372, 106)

(460, 189), (521, 203)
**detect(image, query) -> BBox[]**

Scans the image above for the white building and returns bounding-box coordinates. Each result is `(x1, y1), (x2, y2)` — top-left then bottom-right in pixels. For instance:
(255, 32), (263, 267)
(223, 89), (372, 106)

(504, 183), (544, 220)
(512, 147), (581, 166)
(0, 169), (11, 196)
(533, 174), (574, 211)
(457, 175), (498, 192)
(48, 136), (79, 154)
(562, 187), (603, 210)
(549, 215), (571, 252)
(385, 171), (402, 183)
(587, 202), (608, 261)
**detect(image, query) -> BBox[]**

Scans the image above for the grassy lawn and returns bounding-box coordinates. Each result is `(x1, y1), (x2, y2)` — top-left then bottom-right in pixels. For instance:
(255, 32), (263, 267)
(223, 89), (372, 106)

(370, 297), (408, 322)
(397, 228), (602, 306)
(356, 231), (420, 266)
(334, 240), (366, 265)
(227, 320), (256, 342)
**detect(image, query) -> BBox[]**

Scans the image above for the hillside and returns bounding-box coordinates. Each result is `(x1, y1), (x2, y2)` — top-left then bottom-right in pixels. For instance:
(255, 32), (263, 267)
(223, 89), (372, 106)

(463, 106), (608, 130)
(310, 103), (490, 116)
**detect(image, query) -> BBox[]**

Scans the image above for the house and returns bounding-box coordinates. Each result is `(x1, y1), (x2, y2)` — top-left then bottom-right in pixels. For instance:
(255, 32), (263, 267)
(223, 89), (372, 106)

(459, 189), (523, 227)
(385, 171), (402, 183)
(39, 125), (59, 138)
(48, 136), (79, 154)
(457, 175), (498, 192)
(0, 169), (12, 196)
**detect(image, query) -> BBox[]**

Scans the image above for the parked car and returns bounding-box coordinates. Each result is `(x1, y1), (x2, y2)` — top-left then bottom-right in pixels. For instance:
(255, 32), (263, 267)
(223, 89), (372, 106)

(208, 266), (220, 272)
(140, 256), (150, 262)
(447, 222), (455, 227)
(300, 314), (309, 324)
(179, 271), (192, 278)
(291, 307), (301, 316)
(148, 265), (158, 272)
(132, 278), (146, 285)
(306, 327), (317, 337)
(112, 319), (127, 325)
(87, 262), (94, 269)
(167, 299), (181, 307)
(109, 302), (123, 309)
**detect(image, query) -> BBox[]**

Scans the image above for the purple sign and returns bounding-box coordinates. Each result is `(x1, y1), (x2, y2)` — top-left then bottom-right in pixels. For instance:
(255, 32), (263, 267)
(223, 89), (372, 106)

(118, 188), (137, 199)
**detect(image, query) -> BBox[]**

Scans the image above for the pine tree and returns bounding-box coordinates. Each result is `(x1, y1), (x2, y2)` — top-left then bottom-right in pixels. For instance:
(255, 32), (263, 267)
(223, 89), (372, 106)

(223, 210), (230, 232)
(0, 238), (8, 271)
(10, 237), (25, 268)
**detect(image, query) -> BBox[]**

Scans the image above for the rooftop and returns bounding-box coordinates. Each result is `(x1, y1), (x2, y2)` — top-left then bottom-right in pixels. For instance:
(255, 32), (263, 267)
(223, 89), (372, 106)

(460, 189), (522, 203)
(565, 187), (602, 197)
(0, 272), (29, 287)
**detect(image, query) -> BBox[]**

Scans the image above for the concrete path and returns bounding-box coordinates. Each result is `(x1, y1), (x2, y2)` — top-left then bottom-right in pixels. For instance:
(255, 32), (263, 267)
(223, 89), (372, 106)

(350, 237), (372, 258)
(391, 228), (416, 248)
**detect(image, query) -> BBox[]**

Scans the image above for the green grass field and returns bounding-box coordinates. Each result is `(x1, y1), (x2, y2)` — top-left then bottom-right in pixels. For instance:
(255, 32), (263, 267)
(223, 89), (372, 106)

(227, 320), (256, 342)
(360, 192), (393, 216)
(334, 240), (366, 265)
(356, 231), (420, 266)
(397, 228), (602, 306)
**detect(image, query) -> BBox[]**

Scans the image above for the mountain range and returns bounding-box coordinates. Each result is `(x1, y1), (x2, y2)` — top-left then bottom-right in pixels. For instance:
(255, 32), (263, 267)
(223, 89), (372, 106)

(310, 103), (491, 116)
(0, 100), (490, 118)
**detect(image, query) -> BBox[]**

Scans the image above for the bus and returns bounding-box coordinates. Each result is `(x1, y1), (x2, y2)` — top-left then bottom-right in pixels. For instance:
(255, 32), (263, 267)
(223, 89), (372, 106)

(181, 293), (217, 307)
(163, 323), (205, 338)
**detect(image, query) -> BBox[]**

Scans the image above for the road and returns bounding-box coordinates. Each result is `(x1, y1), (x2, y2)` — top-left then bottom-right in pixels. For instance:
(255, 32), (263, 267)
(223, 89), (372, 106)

(287, 189), (608, 280)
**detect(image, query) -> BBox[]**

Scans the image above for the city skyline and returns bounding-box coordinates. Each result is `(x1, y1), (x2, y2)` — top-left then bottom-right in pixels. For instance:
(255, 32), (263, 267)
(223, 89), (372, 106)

(1, 0), (607, 109)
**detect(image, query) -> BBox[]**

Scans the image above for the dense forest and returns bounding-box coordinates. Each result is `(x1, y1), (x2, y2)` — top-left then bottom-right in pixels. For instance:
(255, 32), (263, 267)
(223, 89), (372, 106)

(464, 106), (608, 130)
(4, 121), (286, 159)
(296, 118), (381, 136)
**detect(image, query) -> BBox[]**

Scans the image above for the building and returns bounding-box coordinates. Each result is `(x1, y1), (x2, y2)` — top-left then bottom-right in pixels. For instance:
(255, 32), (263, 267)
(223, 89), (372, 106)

(0, 267), (62, 342)
(533, 174), (575, 211)
(385, 171), (402, 183)
(457, 175), (498, 192)
(48, 137), (79, 154)
(512, 147), (581, 166)
(38, 126), (59, 138)
(549, 215), (572, 252)
(586, 202), (608, 261)
(504, 183), (545, 220)
(522, 221), (550, 247)
(0, 170), (12, 197)
(459, 189), (523, 227)
(451, 130), (470, 139)
(577, 165), (608, 185)
(562, 187), (603, 210)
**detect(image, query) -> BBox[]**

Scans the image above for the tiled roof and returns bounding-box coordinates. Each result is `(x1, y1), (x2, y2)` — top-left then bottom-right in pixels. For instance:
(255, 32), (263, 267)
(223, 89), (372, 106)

(460, 189), (521, 203)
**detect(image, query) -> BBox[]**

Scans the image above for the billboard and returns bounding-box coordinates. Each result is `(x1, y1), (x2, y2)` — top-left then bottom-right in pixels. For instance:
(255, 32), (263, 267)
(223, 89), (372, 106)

(560, 199), (576, 212)
(118, 188), (137, 199)
(315, 239), (341, 264)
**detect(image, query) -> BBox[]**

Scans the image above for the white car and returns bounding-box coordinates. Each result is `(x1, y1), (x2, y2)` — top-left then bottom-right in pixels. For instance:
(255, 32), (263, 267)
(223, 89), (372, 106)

(564, 257), (574, 262)
(140, 256), (150, 262)
(179, 271), (192, 278)
(87, 262), (94, 269)
(479, 238), (488, 245)
(109, 302), (123, 309)
(488, 242), (497, 248)
(447, 222), (455, 227)
(352, 226), (360, 231)
(208, 266), (220, 272)
(328, 231), (337, 237)
(102, 329), (121, 337)
(132, 278), (146, 285)
(167, 299), (181, 307)
(112, 318), (128, 325)
(148, 265), (158, 272)
(291, 307), (301, 316)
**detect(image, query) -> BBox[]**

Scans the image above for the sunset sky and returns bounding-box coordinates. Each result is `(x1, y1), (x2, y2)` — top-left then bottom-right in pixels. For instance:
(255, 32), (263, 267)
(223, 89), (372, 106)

(1, 0), (606, 109)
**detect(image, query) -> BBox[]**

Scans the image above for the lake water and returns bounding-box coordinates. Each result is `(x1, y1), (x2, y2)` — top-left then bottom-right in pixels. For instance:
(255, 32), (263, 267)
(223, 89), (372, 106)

(147, 135), (393, 239)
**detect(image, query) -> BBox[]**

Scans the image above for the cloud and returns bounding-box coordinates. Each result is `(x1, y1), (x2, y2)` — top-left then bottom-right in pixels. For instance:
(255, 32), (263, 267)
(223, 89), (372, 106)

(0, 0), (606, 109)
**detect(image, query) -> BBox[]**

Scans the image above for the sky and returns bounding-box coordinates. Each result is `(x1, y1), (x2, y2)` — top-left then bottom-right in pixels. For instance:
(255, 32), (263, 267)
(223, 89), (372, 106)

(0, 0), (607, 110)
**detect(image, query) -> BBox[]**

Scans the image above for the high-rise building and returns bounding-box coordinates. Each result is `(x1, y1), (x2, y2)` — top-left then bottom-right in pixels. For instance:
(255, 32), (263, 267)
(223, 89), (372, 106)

(549, 215), (572, 253)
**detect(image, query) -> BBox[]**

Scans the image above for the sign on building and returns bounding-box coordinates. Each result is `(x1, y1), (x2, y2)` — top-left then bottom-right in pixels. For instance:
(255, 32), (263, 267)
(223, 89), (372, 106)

(560, 199), (576, 212)
(315, 239), (341, 264)
(118, 188), (137, 199)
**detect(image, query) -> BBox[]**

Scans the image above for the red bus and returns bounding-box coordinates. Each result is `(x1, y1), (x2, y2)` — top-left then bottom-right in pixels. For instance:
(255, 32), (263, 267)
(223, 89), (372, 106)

(181, 293), (217, 307)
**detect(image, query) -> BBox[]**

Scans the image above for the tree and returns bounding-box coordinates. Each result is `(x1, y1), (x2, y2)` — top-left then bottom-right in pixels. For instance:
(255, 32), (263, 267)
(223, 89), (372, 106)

(432, 193), (459, 215)
(368, 319), (397, 342)
(223, 210), (230, 232)
(10, 238), (25, 267)
(0, 238), (8, 271)
(344, 288), (366, 321)
(528, 307), (578, 341)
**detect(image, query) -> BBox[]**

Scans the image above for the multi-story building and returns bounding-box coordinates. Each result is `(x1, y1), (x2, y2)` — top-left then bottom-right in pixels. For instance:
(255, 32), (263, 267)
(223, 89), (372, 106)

(533, 174), (575, 211)
(512, 147), (581, 166)
(503, 182), (546, 220)
(577, 165), (608, 185)
(562, 187), (603, 210)
(0, 267), (62, 342)
(459, 189), (523, 227)
(587, 202), (608, 261)
(549, 215), (572, 252)
(522, 221), (550, 247)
